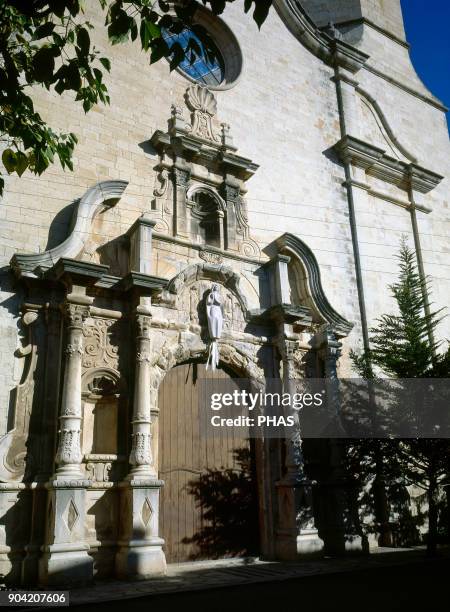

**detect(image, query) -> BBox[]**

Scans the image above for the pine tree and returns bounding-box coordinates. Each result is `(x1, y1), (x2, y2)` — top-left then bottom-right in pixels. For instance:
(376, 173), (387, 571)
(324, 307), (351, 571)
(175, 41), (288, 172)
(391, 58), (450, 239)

(367, 239), (445, 377)
(350, 238), (450, 554)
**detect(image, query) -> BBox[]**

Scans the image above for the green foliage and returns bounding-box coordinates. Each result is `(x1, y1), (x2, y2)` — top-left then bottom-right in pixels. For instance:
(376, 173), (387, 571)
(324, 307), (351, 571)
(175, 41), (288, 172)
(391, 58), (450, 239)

(351, 238), (449, 379)
(0, 1), (272, 194)
(350, 239), (450, 553)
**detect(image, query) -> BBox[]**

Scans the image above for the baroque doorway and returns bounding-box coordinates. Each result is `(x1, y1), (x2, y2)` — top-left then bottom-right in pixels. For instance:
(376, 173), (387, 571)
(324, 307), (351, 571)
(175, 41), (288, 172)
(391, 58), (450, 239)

(158, 361), (260, 563)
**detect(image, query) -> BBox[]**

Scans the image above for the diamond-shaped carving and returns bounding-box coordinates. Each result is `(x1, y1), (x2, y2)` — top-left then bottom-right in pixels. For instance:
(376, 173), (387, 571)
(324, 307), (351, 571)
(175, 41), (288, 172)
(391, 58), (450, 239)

(141, 498), (153, 527)
(64, 499), (79, 532)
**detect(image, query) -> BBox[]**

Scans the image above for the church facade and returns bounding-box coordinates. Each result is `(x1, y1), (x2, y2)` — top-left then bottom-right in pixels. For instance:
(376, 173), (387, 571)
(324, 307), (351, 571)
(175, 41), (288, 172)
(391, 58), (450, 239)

(0, 0), (448, 586)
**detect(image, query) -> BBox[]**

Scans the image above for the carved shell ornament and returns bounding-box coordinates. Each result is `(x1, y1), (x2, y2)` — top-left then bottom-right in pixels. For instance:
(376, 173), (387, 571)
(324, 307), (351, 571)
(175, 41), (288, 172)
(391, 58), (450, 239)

(185, 83), (217, 116)
(185, 84), (220, 143)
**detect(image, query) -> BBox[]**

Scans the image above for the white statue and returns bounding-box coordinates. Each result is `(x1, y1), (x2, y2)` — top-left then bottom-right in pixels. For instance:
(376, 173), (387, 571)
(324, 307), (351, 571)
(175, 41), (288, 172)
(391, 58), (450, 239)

(206, 283), (223, 371)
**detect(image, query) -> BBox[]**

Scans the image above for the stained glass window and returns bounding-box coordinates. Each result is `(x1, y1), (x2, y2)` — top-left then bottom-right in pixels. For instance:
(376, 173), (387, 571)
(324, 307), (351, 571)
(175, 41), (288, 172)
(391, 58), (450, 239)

(162, 25), (225, 87)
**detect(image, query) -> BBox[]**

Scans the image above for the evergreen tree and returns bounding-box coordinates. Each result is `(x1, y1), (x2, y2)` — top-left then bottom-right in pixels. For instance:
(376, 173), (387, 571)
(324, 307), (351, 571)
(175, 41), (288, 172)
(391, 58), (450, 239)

(364, 239), (446, 377)
(350, 239), (450, 554)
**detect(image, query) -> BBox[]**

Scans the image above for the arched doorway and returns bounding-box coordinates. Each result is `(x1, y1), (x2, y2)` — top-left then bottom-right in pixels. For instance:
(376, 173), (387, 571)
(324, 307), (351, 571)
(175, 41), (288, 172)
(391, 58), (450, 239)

(158, 361), (260, 563)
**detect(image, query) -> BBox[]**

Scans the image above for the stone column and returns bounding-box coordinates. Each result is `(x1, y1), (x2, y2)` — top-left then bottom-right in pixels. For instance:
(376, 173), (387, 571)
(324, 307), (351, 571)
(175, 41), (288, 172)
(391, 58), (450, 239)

(116, 301), (166, 579)
(39, 296), (93, 586)
(22, 303), (63, 585)
(316, 327), (365, 555)
(128, 309), (156, 479)
(222, 177), (241, 251)
(128, 215), (157, 275)
(217, 209), (225, 251)
(54, 302), (89, 479)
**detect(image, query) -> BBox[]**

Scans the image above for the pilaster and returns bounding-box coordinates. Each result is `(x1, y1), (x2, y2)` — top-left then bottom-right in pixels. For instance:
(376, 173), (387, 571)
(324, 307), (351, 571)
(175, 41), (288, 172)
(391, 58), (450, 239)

(172, 161), (191, 239)
(265, 255), (324, 559)
(115, 277), (167, 579)
(39, 258), (108, 586)
(314, 327), (366, 555)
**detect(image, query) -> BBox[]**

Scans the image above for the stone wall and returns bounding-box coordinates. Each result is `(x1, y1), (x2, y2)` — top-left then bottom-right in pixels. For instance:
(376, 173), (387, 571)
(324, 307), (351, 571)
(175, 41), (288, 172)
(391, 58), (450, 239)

(0, 0), (449, 436)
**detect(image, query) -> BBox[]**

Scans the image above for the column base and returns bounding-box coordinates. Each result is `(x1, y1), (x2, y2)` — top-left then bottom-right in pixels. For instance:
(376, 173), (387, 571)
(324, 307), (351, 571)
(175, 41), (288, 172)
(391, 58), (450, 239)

(275, 528), (299, 561)
(344, 535), (365, 553)
(116, 479), (167, 580)
(22, 545), (40, 586)
(297, 529), (324, 556)
(38, 481), (92, 586)
(115, 539), (166, 580)
(0, 549), (23, 586)
(38, 544), (93, 586)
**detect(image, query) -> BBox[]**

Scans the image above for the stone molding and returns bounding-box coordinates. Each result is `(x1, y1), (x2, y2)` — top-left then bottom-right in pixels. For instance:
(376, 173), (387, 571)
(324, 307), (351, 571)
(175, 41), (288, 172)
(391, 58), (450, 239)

(185, 85), (221, 143)
(150, 340), (265, 388)
(275, 0), (368, 74)
(81, 367), (122, 397)
(334, 135), (443, 194)
(10, 180), (128, 278)
(355, 85), (417, 163)
(275, 233), (353, 338)
(0, 307), (40, 483)
(165, 262), (249, 316)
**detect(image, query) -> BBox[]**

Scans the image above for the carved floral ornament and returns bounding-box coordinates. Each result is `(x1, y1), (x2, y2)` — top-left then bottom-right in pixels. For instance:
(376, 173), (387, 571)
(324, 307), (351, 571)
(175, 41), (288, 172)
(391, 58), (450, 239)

(82, 318), (120, 370)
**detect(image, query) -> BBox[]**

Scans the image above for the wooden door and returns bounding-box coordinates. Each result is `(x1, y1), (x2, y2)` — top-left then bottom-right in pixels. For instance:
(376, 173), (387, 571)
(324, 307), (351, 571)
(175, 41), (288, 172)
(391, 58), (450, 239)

(158, 361), (259, 563)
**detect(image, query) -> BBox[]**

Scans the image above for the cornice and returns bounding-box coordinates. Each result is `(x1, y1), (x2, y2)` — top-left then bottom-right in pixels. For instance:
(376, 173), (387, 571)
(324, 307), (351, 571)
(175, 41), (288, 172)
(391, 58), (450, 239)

(118, 271), (169, 294)
(274, 0), (368, 73)
(326, 17), (410, 49)
(363, 65), (448, 113)
(150, 129), (259, 181)
(47, 258), (109, 286)
(334, 135), (443, 194)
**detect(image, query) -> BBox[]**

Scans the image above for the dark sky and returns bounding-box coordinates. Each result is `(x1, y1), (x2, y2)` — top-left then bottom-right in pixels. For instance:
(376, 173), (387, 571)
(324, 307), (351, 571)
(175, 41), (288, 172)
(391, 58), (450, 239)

(400, 0), (450, 124)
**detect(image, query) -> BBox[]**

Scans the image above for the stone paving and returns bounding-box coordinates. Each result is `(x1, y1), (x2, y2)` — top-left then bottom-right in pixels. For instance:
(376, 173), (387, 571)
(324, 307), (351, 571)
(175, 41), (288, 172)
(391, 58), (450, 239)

(68, 547), (447, 606)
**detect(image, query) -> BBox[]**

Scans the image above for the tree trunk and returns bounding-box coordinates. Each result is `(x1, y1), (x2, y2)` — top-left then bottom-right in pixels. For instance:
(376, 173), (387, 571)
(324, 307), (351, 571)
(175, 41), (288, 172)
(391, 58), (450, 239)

(427, 470), (438, 556)
(374, 444), (392, 547)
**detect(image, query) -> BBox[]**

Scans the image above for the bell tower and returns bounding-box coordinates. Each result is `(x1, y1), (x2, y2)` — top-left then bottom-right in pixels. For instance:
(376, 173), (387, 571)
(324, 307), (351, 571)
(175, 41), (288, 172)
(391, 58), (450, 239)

(301, 0), (406, 42)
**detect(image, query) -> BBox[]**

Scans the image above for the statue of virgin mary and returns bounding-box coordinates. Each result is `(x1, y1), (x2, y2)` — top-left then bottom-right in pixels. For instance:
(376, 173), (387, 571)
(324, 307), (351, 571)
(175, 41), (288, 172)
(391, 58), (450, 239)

(206, 284), (223, 370)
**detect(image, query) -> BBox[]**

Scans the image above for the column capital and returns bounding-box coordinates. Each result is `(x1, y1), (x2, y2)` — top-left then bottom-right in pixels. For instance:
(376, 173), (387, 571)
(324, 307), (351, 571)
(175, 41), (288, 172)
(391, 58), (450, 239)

(62, 302), (91, 328)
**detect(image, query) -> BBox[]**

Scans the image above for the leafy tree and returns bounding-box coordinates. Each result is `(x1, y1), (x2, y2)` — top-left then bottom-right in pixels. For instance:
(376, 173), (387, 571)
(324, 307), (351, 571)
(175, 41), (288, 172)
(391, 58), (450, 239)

(0, 0), (272, 194)
(350, 239), (450, 554)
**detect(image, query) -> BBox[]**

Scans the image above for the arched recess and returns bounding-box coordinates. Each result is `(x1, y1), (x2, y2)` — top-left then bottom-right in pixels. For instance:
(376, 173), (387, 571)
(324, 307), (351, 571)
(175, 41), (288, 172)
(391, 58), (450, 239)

(150, 341), (264, 398)
(165, 262), (249, 317)
(187, 184), (227, 249)
(276, 232), (353, 338)
(81, 367), (128, 480)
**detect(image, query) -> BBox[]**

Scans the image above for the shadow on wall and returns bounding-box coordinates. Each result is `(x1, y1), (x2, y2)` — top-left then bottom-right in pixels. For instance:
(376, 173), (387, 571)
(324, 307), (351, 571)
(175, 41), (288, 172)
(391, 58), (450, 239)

(182, 447), (260, 560)
(44, 199), (78, 251)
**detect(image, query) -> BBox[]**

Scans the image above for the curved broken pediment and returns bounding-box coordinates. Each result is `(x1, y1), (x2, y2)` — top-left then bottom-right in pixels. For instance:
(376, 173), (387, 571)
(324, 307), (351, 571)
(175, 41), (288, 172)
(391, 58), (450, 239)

(276, 233), (353, 337)
(10, 180), (128, 278)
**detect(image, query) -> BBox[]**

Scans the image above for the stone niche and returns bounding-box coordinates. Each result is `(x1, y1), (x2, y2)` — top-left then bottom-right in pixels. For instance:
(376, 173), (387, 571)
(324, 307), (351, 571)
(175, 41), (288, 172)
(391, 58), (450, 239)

(81, 327), (128, 485)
